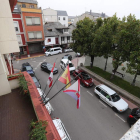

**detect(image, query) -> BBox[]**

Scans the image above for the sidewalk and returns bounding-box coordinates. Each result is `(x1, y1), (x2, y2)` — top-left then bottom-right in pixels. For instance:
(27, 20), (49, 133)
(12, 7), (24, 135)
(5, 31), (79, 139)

(80, 66), (140, 109)
(15, 52), (45, 60)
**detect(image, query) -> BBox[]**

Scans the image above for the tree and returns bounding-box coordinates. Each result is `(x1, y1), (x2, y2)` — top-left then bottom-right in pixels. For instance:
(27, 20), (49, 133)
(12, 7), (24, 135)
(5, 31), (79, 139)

(119, 14), (140, 85)
(93, 15), (119, 71)
(71, 17), (103, 67)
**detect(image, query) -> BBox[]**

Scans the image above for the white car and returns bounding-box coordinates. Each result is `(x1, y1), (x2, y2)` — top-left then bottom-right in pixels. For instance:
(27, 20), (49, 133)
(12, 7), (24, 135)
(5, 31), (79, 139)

(94, 84), (128, 112)
(75, 52), (82, 57)
(64, 48), (73, 53)
(53, 118), (71, 140)
(45, 47), (62, 56)
(60, 59), (75, 74)
(37, 88), (54, 114)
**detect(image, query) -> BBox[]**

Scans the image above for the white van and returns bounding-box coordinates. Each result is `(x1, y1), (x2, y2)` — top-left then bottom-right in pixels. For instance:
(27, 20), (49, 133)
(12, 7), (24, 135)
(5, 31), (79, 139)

(53, 118), (71, 140)
(60, 59), (75, 74)
(37, 88), (54, 114)
(45, 47), (62, 56)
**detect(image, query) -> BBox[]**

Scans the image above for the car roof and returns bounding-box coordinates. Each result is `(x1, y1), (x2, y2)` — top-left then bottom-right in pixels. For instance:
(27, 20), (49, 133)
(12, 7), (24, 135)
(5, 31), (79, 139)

(61, 59), (72, 63)
(98, 84), (116, 95)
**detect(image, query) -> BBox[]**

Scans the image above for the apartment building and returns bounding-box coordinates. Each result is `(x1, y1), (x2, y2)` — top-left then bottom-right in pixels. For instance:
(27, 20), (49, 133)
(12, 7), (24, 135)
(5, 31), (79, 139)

(17, 0), (44, 56)
(0, 0), (19, 96)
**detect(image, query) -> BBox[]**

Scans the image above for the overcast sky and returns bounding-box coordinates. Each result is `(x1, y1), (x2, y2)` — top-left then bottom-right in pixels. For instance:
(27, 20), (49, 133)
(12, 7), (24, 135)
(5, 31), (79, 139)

(37, 0), (140, 19)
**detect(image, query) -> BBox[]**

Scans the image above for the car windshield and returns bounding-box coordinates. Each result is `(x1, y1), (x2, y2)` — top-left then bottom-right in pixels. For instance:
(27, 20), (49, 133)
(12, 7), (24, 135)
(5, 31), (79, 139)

(32, 77), (38, 83)
(69, 63), (73, 67)
(26, 66), (32, 71)
(63, 56), (68, 59)
(111, 93), (121, 102)
(46, 64), (53, 69)
(83, 74), (91, 80)
(47, 49), (50, 52)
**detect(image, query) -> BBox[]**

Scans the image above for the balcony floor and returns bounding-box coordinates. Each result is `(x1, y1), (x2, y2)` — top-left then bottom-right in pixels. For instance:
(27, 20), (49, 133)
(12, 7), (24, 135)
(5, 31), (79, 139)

(0, 88), (37, 140)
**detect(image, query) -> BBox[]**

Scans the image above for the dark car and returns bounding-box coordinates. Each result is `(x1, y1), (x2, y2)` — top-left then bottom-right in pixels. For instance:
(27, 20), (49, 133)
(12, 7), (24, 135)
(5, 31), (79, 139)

(31, 76), (41, 88)
(127, 108), (140, 127)
(41, 62), (58, 74)
(62, 54), (72, 61)
(73, 70), (94, 87)
(21, 62), (35, 76)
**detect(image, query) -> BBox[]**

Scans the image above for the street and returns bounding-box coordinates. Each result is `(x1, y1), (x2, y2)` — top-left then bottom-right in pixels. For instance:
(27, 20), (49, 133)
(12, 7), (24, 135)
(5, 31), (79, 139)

(13, 52), (130, 140)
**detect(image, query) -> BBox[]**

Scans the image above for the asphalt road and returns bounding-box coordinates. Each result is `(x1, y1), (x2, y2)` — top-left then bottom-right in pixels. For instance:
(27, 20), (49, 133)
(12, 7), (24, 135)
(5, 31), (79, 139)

(13, 52), (130, 140)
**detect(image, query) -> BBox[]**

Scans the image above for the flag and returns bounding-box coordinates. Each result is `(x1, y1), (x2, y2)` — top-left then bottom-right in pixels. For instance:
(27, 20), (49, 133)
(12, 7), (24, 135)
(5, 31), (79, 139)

(63, 79), (80, 109)
(47, 63), (55, 88)
(58, 65), (71, 89)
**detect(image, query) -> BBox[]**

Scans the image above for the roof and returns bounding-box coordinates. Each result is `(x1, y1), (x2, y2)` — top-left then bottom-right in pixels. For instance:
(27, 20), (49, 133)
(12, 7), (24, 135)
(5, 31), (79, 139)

(87, 12), (109, 18)
(44, 22), (71, 37)
(17, 0), (38, 4)
(99, 84), (116, 95)
(68, 16), (75, 19)
(57, 10), (68, 16)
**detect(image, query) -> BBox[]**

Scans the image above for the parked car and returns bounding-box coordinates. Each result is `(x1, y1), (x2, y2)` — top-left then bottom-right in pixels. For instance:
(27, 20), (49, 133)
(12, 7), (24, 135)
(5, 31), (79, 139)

(75, 52), (82, 57)
(94, 84), (128, 112)
(52, 118), (71, 140)
(21, 62), (34, 76)
(37, 88), (54, 114)
(31, 76), (41, 88)
(45, 47), (62, 56)
(62, 54), (72, 61)
(60, 59), (75, 74)
(127, 108), (140, 127)
(73, 70), (94, 87)
(64, 48), (73, 53)
(40, 62), (58, 74)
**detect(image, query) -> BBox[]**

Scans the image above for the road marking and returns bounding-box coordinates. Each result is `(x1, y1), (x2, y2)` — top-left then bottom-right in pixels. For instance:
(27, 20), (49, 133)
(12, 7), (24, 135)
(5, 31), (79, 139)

(99, 100), (107, 107)
(115, 113), (126, 122)
(87, 91), (93, 96)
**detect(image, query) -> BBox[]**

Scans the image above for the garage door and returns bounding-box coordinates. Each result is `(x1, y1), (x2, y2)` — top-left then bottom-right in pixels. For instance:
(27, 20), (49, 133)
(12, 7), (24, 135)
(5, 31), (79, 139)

(28, 43), (42, 54)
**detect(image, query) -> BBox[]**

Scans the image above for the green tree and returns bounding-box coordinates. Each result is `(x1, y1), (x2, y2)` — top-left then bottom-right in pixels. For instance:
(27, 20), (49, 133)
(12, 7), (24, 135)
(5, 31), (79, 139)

(119, 14), (140, 85)
(93, 15), (119, 71)
(71, 17), (103, 67)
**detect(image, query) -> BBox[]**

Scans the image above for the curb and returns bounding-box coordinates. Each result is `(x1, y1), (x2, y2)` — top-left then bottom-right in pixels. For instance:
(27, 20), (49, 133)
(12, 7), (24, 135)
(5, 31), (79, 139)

(79, 66), (140, 107)
(16, 54), (45, 60)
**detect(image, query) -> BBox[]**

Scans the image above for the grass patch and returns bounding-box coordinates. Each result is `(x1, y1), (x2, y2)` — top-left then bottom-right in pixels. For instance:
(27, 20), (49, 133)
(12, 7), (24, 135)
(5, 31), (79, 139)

(86, 66), (140, 99)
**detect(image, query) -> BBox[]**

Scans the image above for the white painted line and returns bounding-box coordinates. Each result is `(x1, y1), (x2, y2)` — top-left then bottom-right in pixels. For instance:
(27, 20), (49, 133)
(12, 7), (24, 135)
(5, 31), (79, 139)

(87, 91), (93, 96)
(99, 100), (107, 107)
(34, 68), (37, 70)
(115, 113), (126, 122)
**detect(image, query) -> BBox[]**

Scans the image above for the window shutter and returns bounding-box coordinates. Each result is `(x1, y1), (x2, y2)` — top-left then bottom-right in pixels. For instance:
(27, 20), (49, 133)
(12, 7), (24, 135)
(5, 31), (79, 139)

(26, 17), (32, 25)
(28, 32), (34, 39)
(34, 17), (40, 25)
(17, 35), (22, 44)
(36, 32), (42, 39)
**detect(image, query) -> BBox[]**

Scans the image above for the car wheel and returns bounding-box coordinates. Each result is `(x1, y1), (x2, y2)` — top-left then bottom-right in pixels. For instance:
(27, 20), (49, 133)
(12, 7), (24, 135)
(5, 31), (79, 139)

(112, 107), (118, 113)
(96, 94), (100, 99)
(48, 54), (51, 56)
(81, 82), (85, 87)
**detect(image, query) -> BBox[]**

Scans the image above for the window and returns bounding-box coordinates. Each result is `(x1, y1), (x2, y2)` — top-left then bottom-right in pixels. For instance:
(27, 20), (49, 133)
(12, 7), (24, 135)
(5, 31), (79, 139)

(61, 37), (64, 41)
(48, 38), (51, 42)
(63, 17), (65, 20)
(26, 17), (41, 25)
(36, 32), (42, 39)
(28, 32), (42, 39)
(64, 29), (68, 32)
(67, 36), (70, 40)
(58, 17), (60, 20)
(16, 35), (22, 45)
(96, 87), (101, 92)
(101, 90), (107, 97)
(29, 5), (34, 8)
(22, 4), (26, 8)
(13, 21), (20, 33)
